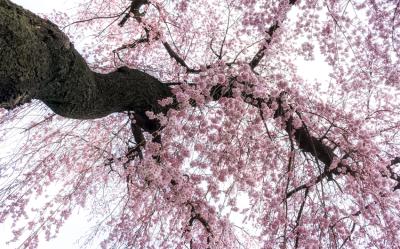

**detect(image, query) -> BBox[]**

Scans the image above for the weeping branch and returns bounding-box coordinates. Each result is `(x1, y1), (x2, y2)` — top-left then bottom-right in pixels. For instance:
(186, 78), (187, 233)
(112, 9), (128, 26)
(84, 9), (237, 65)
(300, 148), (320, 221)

(115, 0), (201, 73)
(1, 0), (399, 192)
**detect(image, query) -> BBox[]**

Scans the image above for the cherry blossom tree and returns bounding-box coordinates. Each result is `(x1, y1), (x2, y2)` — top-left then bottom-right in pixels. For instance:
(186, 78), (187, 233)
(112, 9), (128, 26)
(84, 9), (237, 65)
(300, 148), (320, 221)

(1, 0), (400, 248)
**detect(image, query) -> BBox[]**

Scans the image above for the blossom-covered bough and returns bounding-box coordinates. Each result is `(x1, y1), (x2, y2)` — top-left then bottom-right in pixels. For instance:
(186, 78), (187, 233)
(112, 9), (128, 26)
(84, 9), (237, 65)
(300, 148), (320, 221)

(1, 0), (400, 248)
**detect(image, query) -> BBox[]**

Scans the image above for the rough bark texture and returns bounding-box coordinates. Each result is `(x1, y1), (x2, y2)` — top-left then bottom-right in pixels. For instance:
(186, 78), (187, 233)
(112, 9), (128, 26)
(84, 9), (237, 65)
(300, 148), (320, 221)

(0, 0), (173, 119)
(1, 0), (398, 189)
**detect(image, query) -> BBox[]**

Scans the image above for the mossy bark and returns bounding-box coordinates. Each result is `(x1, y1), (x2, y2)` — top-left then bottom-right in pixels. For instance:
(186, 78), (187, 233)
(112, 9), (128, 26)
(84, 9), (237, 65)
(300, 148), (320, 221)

(0, 0), (173, 119)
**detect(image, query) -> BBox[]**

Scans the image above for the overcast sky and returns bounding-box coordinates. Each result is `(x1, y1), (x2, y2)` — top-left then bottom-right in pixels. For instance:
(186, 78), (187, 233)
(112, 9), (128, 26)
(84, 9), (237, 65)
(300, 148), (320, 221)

(13, 0), (78, 13)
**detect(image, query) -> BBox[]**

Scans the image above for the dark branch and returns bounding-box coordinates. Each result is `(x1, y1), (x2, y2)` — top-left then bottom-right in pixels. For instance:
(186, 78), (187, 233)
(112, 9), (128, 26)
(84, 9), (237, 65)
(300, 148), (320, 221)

(249, 21), (279, 69)
(116, 0), (201, 73)
(118, 0), (148, 27)
(249, 0), (298, 69)
(2, 0), (399, 195)
(0, 0), (173, 120)
(162, 42), (201, 73)
(391, 157), (400, 165)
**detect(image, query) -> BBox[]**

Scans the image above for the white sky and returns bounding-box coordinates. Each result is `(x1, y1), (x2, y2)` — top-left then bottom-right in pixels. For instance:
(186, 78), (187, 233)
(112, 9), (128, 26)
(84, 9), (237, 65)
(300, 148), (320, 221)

(12, 0), (77, 13)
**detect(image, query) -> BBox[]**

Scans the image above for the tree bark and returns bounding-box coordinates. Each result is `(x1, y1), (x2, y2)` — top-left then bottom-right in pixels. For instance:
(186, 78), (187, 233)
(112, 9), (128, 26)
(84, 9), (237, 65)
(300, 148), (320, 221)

(0, 0), (173, 119)
(1, 0), (399, 189)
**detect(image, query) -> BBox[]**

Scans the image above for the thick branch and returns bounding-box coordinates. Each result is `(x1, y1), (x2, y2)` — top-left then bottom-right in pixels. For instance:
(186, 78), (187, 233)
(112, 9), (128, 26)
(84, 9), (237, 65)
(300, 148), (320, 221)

(1, 0), (398, 193)
(118, 0), (148, 27)
(0, 0), (173, 119)
(249, 22), (279, 69)
(249, 0), (298, 69)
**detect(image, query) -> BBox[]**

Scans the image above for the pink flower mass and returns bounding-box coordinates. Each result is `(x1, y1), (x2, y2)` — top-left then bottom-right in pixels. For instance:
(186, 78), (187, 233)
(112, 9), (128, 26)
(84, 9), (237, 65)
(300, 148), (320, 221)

(1, 0), (400, 248)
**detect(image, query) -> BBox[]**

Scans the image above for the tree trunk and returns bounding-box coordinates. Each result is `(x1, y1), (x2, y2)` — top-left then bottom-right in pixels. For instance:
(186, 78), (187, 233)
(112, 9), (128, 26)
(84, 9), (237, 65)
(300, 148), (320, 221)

(0, 0), (173, 119)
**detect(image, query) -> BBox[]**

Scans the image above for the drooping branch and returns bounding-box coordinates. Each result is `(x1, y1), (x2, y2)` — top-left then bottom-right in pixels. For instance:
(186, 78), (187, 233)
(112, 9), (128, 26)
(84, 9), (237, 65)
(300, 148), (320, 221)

(1, 0), (398, 194)
(221, 81), (400, 195)
(115, 0), (201, 73)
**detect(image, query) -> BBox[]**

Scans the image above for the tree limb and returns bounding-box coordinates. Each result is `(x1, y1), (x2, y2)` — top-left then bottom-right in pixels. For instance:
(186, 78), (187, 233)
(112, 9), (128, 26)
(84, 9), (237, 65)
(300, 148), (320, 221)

(249, 0), (298, 69)
(0, 0), (173, 120)
(1, 0), (398, 193)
